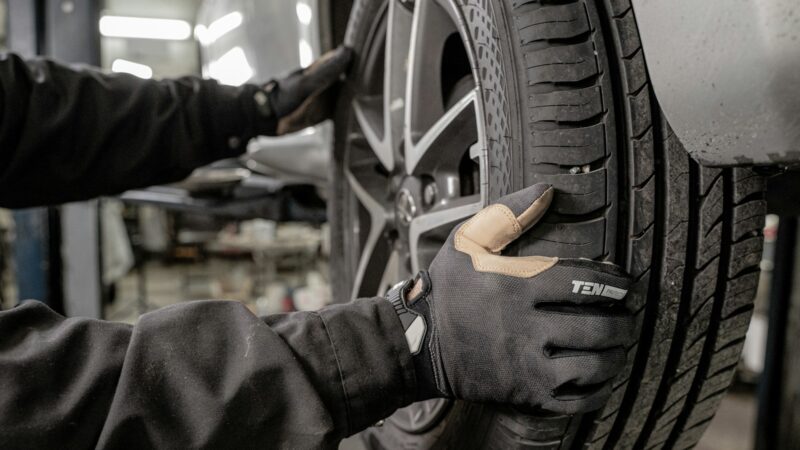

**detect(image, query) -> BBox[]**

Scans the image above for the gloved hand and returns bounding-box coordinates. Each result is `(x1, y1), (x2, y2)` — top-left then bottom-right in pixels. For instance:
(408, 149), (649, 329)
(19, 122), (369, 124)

(262, 46), (353, 135)
(386, 184), (635, 414)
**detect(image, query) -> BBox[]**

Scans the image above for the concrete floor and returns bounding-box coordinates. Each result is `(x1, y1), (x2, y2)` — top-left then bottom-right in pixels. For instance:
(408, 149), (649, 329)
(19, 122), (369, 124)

(111, 258), (759, 449)
(697, 389), (757, 450)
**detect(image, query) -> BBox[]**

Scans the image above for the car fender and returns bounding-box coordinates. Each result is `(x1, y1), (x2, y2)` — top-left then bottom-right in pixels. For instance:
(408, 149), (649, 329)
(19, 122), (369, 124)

(633, 0), (800, 166)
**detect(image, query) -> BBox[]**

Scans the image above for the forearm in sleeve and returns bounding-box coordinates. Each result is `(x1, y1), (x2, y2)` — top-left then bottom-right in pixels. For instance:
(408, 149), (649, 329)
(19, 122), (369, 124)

(0, 52), (275, 208)
(0, 298), (415, 449)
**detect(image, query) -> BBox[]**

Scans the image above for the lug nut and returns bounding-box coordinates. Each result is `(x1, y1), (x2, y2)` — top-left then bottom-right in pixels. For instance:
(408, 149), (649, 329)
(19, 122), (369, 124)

(423, 183), (438, 207)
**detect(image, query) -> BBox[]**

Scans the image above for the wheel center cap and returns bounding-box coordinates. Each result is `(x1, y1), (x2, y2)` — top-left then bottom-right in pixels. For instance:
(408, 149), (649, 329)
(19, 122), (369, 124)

(396, 188), (418, 226)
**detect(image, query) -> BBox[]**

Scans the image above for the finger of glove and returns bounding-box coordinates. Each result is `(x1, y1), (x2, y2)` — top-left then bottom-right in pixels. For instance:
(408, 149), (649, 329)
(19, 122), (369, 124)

(547, 347), (626, 387)
(542, 382), (612, 415)
(456, 184), (553, 254)
(521, 260), (632, 306)
(537, 311), (635, 350)
(276, 84), (337, 135)
(300, 46), (353, 97)
(271, 47), (352, 118)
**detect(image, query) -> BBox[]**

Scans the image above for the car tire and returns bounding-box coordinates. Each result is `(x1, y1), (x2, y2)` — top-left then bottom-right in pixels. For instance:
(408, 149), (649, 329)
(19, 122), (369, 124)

(330, 0), (767, 448)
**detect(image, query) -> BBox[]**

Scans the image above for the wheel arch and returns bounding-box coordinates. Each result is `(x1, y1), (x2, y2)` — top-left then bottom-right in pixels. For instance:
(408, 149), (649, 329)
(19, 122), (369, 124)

(633, 0), (800, 167)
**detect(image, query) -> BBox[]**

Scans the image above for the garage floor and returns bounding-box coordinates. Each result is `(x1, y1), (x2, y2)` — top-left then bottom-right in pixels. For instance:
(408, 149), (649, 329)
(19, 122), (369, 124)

(697, 389), (756, 450)
(110, 259), (759, 449)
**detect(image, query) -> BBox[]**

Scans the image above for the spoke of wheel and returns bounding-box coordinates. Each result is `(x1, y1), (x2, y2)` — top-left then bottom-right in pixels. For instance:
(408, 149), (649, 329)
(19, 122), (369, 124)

(346, 169), (390, 300)
(403, 0), (458, 157)
(352, 0), (412, 173)
(383, 0), (411, 166)
(353, 98), (393, 171)
(377, 250), (403, 297)
(405, 90), (479, 175)
(409, 196), (482, 274)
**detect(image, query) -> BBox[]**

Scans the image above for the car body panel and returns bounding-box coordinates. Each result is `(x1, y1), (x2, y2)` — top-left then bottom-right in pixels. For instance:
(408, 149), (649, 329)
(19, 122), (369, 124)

(633, 0), (800, 166)
(244, 123), (332, 186)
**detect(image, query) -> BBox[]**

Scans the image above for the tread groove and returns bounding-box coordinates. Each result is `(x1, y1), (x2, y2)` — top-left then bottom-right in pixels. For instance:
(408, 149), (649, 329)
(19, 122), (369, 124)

(633, 172), (656, 190)
(696, 386), (731, 405)
(722, 304), (755, 321)
(713, 336), (747, 354)
(707, 362), (739, 380)
(734, 192), (765, 207)
(634, 160), (700, 449)
(665, 171), (734, 448)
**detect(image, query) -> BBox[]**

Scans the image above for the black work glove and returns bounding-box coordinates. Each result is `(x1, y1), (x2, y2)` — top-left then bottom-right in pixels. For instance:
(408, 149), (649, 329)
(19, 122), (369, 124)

(386, 184), (635, 414)
(262, 46), (353, 135)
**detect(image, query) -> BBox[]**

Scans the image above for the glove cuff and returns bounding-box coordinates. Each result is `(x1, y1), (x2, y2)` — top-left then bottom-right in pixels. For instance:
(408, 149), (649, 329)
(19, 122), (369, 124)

(260, 80), (280, 117)
(385, 271), (449, 400)
(385, 279), (426, 355)
(262, 74), (302, 119)
(246, 83), (278, 136)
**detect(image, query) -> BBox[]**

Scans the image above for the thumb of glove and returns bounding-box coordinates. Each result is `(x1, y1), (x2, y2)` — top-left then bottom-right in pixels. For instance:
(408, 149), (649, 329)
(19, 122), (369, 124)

(454, 183), (557, 277)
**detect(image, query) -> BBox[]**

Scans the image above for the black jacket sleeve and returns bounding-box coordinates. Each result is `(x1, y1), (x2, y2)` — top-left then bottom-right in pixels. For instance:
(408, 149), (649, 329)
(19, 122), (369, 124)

(0, 55), (417, 447)
(0, 52), (276, 209)
(0, 299), (416, 449)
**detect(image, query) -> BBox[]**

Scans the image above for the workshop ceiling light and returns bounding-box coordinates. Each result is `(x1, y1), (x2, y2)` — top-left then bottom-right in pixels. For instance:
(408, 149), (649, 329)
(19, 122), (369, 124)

(296, 3), (313, 26)
(195, 11), (243, 46)
(99, 16), (192, 41)
(111, 59), (153, 79)
(208, 47), (253, 87)
(299, 39), (313, 68)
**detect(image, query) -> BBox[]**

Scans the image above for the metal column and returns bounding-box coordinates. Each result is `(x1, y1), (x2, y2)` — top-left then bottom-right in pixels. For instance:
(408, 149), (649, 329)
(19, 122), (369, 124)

(7, 0), (42, 57)
(45, 0), (104, 318)
(6, 0), (66, 312)
(6, 0), (103, 317)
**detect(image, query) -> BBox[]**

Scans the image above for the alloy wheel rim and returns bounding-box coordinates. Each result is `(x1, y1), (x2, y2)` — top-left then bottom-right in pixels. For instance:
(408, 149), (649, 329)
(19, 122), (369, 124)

(344, 0), (488, 433)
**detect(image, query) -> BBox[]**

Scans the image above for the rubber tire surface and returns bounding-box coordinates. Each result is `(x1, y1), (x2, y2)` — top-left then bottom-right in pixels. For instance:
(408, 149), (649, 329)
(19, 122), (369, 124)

(330, 0), (767, 448)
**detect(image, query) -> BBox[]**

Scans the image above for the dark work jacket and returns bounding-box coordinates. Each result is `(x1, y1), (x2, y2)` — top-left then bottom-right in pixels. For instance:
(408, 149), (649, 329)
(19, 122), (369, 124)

(0, 53), (417, 449)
